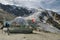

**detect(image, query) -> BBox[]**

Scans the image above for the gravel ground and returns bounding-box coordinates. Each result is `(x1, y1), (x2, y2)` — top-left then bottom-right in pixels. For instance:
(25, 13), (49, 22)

(0, 30), (60, 40)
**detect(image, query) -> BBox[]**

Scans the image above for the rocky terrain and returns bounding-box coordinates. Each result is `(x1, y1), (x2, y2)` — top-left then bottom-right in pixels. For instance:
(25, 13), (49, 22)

(0, 30), (60, 40)
(0, 1), (60, 40)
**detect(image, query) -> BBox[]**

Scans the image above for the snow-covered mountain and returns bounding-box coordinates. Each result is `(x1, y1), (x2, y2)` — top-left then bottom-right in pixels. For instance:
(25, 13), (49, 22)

(11, 7), (60, 33)
(0, 3), (33, 16)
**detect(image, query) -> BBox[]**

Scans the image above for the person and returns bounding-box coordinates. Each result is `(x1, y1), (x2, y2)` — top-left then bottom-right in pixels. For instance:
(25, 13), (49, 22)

(1, 22), (10, 29)
(3, 22), (10, 34)
(5, 22), (10, 28)
(32, 18), (35, 23)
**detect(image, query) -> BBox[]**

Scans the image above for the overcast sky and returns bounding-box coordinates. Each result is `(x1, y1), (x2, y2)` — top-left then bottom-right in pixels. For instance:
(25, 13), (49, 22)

(0, 0), (60, 13)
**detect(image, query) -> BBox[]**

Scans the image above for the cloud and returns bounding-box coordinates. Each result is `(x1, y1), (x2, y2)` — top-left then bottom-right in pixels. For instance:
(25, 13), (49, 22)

(0, 0), (57, 8)
(41, 0), (56, 4)
(0, 0), (41, 8)
(0, 0), (8, 4)
(0, 0), (60, 13)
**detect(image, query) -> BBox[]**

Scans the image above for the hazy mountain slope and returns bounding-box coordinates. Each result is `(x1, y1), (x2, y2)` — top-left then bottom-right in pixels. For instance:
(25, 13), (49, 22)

(0, 9), (16, 21)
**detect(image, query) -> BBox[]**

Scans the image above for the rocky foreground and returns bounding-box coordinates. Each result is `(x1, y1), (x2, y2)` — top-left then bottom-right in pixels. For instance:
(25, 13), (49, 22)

(0, 30), (60, 40)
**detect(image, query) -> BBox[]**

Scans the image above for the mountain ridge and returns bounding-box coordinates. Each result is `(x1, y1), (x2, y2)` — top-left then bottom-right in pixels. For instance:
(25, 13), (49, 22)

(0, 3), (60, 33)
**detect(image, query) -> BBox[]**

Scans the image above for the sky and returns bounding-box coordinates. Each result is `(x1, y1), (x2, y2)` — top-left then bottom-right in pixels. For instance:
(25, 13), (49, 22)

(0, 0), (60, 13)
